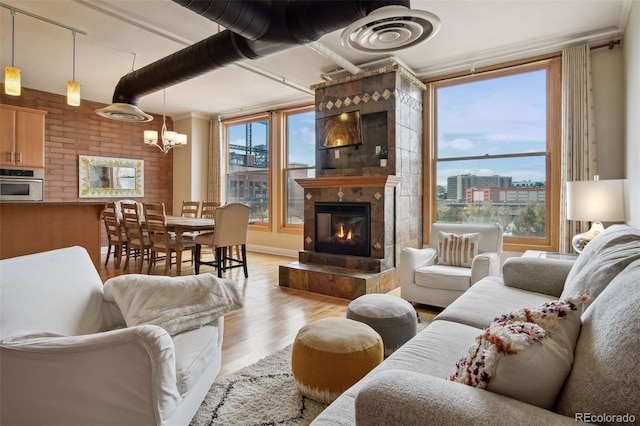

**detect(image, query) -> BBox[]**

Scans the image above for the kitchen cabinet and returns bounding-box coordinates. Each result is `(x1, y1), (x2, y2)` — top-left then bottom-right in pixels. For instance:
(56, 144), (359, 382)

(0, 104), (47, 168)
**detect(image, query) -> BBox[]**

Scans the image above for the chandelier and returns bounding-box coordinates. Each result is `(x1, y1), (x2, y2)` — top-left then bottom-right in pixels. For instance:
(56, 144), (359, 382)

(143, 90), (187, 154)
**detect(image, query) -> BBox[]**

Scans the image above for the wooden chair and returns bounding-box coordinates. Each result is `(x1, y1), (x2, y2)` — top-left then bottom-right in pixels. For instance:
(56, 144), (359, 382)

(181, 200), (201, 218)
(103, 202), (126, 268)
(120, 201), (151, 273)
(200, 201), (221, 219)
(180, 200), (202, 243)
(144, 202), (195, 275)
(195, 202), (250, 278)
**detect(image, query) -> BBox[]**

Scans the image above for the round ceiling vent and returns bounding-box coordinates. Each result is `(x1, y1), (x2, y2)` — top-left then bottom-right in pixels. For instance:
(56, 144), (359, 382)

(341, 6), (441, 54)
(95, 103), (153, 122)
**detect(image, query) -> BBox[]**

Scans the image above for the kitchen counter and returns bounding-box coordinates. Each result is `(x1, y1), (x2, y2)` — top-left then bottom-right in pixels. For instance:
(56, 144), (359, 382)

(0, 202), (106, 269)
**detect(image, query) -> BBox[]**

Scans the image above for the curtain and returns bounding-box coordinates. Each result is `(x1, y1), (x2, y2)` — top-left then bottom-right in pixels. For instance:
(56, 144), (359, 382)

(559, 44), (597, 252)
(207, 119), (222, 203)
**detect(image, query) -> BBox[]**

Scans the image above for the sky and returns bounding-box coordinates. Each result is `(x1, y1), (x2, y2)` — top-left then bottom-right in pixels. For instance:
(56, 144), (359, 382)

(436, 69), (548, 186)
(227, 69), (548, 182)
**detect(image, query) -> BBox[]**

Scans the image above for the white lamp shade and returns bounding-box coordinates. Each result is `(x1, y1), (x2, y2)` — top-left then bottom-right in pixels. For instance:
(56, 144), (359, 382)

(164, 130), (177, 143)
(67, 80), (81, 106)
(143, 130), (158, 144)
(566, 179), (626, 222)
(176, 133), (187, 145)
(4, 66), (21, 96)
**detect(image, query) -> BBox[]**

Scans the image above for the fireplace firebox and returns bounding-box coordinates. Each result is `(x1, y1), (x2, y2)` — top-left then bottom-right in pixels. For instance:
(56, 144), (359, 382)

(315, 202), (371, 257)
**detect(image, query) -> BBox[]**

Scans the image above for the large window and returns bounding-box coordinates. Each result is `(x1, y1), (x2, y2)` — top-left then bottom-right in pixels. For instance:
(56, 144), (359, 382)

(282, 107), (315, 228)
(225, 114), (270, 224)
(427, 58), (561, 251)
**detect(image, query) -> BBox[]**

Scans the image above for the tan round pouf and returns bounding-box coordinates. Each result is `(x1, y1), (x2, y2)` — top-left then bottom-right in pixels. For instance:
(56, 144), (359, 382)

(291, 317), (383, 404)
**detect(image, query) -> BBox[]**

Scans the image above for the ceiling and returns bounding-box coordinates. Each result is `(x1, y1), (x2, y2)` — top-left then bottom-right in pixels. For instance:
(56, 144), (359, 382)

(0, 0), (632, 120)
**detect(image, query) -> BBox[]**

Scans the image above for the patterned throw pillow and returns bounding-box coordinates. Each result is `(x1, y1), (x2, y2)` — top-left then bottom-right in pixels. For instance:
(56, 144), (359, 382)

(437, 231), (479, 268)
(449, 294), (589, 409)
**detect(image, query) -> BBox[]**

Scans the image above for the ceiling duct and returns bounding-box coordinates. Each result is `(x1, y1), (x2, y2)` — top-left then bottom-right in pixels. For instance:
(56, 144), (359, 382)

(341, 5), (441, 53)
(97, 0), (431, 122)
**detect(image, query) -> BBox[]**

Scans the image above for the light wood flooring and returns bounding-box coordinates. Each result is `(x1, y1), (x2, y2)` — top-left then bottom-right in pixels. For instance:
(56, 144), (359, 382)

(99, 249), (440, 377)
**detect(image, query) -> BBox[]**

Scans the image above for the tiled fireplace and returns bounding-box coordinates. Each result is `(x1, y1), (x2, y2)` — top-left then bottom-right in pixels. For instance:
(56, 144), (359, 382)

(279, 64), (424, 299)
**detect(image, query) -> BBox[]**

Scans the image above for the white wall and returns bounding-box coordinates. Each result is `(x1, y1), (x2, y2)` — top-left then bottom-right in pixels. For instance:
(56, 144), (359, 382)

(624, 0), (640, 227)
(173, 114), (210, 214)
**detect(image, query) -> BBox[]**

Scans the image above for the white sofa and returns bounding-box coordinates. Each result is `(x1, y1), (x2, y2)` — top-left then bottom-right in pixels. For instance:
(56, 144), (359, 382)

(312, 224), (640, 425)
(400, 223), (503, 307)
(0, 246), (237, 426)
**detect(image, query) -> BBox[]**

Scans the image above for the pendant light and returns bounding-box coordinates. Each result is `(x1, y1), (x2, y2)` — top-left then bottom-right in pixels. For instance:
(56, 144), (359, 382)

(143, 90), (187, 154)
(67, 31), (80, 106)
(4, 10), (21, 96)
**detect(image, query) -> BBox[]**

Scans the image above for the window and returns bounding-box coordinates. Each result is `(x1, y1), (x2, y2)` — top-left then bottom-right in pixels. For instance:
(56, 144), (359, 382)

(427, 58), (561, 251)
(282, 107), (315, 228)
(225, 114), (270, 225)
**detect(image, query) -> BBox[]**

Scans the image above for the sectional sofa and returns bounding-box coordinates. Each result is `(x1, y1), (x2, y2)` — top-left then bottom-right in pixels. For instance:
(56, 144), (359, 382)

(312, 224), (640, 425)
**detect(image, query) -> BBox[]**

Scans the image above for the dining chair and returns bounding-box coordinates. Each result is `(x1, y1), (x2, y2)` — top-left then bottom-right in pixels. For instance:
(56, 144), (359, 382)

(194, 202), (250, 278)
(120, 201), (151, 273)
(181, 200), (201, 218)
(180, 200), (203, 243)
(144, 202), (196, 275)
(103, 202), (126, 268)
(200, 201), (221, 219)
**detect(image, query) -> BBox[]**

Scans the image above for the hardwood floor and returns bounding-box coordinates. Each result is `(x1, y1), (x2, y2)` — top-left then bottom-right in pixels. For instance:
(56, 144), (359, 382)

(99, 249), (440, 377)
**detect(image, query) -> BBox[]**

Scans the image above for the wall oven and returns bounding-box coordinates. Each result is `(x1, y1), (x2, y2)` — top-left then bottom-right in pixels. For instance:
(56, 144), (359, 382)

(0, 168), (44, 202)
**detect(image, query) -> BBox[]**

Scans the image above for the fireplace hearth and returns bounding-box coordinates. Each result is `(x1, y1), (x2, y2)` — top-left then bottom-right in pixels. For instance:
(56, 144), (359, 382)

(315, 202), (370, 257)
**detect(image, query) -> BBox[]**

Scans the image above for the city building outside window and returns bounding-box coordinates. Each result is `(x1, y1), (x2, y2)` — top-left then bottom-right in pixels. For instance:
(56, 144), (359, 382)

(426, 58), (561, 251)
(225, 114), (270, 225)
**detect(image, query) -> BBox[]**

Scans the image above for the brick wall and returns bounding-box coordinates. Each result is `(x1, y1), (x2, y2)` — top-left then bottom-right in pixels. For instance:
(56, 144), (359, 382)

(1, 86), (175, 250)
(0, 86), (173, 209)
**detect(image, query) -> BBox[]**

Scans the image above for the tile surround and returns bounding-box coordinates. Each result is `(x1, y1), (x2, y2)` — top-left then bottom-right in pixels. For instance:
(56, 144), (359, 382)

(279, 65), (424, 299)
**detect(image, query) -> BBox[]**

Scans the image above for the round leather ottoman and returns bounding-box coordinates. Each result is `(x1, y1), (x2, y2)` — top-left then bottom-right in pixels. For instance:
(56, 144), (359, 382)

(291, 317), (383, 404)
(346, 294), (417, 356)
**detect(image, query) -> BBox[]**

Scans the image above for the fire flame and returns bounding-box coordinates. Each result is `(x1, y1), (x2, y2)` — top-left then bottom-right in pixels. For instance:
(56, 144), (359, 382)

(337, 225), (352, 241)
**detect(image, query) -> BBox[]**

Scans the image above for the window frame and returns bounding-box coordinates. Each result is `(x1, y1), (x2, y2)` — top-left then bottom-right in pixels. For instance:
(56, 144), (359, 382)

(278, 105), (315, 234)
(223, 112), (272, 230)
(424, 57), (562, 252)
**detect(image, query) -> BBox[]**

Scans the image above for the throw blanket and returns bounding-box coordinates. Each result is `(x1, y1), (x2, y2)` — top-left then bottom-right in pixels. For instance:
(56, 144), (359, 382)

(103, 274), (243, 336)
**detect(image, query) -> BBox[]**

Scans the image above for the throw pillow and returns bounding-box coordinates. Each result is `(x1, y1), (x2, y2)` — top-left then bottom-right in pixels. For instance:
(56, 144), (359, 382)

(438, 231), (479, 268)
(449, 294), (589, 409)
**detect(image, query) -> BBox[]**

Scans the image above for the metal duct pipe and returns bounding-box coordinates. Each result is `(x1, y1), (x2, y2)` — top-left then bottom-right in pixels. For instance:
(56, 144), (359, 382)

(97, 0), (411, 121)
(307, 41), (363, 75)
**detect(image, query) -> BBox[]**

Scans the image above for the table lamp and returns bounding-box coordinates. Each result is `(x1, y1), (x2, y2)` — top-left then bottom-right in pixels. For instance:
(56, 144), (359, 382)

(566, 177), (626, 253)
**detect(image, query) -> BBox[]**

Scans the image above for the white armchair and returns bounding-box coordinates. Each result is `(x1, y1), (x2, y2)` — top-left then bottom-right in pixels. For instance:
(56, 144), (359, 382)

(0, 246), (234, 426)
(400, 223), (503, 308)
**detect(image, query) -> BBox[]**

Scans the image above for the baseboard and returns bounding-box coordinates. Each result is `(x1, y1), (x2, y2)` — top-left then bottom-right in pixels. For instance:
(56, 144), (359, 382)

(246, 244), (298, 259)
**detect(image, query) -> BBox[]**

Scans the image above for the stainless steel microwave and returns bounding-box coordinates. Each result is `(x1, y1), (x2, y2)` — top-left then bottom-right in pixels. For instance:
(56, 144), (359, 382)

(0, 168), (44, 202)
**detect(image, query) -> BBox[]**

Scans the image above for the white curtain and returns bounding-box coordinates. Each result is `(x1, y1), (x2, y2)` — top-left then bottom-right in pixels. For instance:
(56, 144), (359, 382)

(207, 119), (222, 203)
(559, 44), (597, 252)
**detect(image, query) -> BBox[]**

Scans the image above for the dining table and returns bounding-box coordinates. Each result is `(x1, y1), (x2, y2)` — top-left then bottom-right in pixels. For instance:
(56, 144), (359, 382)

(165, 215), (215, 275)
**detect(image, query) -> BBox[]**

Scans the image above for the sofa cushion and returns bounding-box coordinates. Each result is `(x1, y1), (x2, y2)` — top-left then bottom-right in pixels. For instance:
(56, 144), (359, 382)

(449, 295), (587, 409)
(435, 278), (556, 329)
(415, 264), (471, 292)
(0, 246), (107, 338)
(555, 259), (640, 420)
(173, 322), (221, 395)
(438, 232), (479, 267)
(561, 224), (640, 302)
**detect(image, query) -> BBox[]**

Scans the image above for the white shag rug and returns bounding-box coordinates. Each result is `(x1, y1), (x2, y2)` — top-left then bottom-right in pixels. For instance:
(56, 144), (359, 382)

(191, 314), (435, 426)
